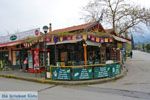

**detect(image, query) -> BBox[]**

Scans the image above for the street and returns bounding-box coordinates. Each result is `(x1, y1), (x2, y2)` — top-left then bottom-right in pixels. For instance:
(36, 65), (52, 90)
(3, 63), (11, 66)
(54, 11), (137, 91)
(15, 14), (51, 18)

(0, 50), (150, 100)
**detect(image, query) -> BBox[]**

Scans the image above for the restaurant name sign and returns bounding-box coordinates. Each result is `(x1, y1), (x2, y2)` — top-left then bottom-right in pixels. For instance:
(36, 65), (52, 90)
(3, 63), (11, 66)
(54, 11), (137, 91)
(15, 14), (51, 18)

(10, 35), (17, 41)
(0, 28), (40, 43)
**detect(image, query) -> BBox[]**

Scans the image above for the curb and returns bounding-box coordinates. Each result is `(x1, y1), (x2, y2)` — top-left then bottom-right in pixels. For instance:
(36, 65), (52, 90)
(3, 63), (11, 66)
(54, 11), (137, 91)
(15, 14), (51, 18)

(0, 68), (127, 85)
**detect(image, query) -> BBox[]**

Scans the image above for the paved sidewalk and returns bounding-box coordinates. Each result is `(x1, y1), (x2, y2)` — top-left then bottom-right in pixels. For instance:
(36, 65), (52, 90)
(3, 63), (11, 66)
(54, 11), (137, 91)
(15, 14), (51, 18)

(0, 70), (45, 79)
(0, 67), (127, 85)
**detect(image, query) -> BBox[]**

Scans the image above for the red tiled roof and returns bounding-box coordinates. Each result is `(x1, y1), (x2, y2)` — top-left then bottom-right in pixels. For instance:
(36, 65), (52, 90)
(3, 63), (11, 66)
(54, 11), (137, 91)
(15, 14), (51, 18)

(105, 29), (117, 36)
(52, 22), (96, 34)
(0, 40), (23, 47)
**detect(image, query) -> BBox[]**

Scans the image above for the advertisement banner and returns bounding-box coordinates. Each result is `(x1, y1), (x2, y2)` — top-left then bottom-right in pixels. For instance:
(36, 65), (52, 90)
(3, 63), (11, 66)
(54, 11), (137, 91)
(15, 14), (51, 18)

(33, 49), (39, 67)
(94, 66), (111, 79)
(52, 67), (71, 80)
(0, 28), (40, 43)
(72, 67), (93, 80)
(112, 63), (121, 76)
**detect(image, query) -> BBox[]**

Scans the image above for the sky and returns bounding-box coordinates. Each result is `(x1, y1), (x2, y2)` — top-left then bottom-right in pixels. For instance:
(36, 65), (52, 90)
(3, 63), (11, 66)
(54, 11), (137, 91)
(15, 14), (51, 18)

(0, 0), (149, 36)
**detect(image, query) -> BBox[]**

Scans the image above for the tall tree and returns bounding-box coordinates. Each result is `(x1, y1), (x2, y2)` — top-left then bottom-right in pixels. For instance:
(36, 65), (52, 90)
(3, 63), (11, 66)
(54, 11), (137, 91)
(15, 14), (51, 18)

(82, 0), (150, 35)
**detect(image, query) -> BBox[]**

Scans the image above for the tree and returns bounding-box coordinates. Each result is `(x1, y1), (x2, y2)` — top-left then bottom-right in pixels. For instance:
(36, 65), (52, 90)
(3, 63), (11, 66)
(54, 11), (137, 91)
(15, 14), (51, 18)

(146, 44), (150, 52)
(82, 0), (150, 35)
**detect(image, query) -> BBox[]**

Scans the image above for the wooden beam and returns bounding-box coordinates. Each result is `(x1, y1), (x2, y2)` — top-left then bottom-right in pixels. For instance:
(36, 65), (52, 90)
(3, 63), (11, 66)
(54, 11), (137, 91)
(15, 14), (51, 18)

(83, 44), (87, 65)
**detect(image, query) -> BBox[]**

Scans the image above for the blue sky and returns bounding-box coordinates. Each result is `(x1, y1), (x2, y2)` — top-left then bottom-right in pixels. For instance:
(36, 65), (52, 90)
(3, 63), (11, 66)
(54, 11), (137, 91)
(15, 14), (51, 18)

(0, 0), (149, 37)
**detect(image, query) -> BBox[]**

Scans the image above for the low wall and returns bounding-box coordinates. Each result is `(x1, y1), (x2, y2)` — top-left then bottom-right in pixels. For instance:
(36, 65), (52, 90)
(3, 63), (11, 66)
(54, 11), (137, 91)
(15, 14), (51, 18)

(51, 63), (121, 81)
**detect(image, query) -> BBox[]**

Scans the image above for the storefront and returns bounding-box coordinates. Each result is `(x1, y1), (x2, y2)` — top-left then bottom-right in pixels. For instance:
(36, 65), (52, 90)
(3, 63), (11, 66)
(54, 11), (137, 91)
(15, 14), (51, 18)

(45, 22), (124, 80)
(0, 28), (42, 71)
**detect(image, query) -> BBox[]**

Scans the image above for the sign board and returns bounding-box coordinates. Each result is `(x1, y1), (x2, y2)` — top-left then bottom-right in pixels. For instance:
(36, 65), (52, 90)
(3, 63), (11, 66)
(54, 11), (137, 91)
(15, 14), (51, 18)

(72, 67), (93, 80)
(52, 67), (71, 80)
(112, 64), (121, 76)
(0, 28), (40, 43)
(94, 66), (111, 79)
(10, 35), (17, 41)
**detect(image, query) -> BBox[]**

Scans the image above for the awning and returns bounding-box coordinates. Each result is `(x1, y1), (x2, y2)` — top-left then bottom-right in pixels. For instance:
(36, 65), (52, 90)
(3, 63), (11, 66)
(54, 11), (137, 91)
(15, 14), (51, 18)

(112, 35), (127, 42)
(86, 41), (101, 47)
(0, 40), (23, 47)
(126, 40), (131, 44)
(47, 39), (83, 45)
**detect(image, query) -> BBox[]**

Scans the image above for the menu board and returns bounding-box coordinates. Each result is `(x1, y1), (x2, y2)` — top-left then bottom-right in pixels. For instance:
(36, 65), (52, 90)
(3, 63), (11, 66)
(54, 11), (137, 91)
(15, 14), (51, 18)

(72, 67), (93, 80)
(94, 66), (111, 78)
(52, 67), (71, 80)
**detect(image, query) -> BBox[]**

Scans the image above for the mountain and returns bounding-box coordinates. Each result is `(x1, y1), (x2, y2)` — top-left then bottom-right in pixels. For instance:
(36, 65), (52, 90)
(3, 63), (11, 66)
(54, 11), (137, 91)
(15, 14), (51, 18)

(133, 31), (150, 44)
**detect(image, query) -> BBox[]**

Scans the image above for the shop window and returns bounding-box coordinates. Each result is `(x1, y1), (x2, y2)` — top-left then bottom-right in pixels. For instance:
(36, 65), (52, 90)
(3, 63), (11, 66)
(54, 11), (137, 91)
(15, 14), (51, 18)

(16, 51), (20, 65)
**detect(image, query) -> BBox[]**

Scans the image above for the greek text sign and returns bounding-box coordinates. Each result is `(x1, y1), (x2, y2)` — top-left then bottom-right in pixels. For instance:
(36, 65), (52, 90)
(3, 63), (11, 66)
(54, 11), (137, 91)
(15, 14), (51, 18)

(0, 91), (38, 100)
(52, 67), (71, 80)
(72, 67), (93, 80)
(94, 66), (111, 78)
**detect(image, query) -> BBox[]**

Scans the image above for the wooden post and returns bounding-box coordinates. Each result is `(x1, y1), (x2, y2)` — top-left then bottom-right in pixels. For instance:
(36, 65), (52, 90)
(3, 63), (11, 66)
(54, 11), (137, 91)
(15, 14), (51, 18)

(83, 44), (87, 65)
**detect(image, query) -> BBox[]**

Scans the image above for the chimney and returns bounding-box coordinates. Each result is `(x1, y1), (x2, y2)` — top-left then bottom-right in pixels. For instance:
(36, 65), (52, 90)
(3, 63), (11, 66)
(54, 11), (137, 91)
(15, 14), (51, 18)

(49, 23), (52, 33)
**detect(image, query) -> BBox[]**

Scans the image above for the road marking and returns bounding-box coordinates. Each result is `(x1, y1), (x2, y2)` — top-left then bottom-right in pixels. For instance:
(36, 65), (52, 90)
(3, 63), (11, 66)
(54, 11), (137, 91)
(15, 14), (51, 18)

(66, 86), (150, 99)
(38, 85), (57, 93)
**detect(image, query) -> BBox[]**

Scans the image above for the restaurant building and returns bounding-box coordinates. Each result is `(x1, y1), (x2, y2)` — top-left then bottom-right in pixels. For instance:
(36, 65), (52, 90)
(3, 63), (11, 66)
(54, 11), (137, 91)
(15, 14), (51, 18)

(0, 28), (48, 72)
(44, 21), (129, 80)
(0, 21), (130, 80)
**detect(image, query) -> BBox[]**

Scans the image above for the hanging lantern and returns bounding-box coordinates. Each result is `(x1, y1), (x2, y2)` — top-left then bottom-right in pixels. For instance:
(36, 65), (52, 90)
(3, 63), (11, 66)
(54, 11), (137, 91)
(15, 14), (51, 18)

(96, 37), (99, 42)
(72, 35), (76, 40)
(88, 35), (91, 39)
(109, 38), (113, 42)
(46, 37), (50, 42)
(67, 35), (72, 40)
(82, 34), (87, 40)
(100, 38), (104, 43)
(76, 34), (82, 39)
(105, 38), (109, 42)
(24, 43), (26, 47)
(91, 35), (95, 41)
(60, 36), (63, 41)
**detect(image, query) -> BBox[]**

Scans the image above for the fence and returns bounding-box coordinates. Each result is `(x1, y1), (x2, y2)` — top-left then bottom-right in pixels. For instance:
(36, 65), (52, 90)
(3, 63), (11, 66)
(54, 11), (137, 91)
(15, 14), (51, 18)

(51, 63), (121, 81)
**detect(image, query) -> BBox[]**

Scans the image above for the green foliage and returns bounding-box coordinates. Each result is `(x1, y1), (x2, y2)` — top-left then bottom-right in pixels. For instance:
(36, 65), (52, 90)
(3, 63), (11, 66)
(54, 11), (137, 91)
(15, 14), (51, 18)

(146, 44), (150, 51)
(126, 43), (132, 56)
(56, 32), (76, 36)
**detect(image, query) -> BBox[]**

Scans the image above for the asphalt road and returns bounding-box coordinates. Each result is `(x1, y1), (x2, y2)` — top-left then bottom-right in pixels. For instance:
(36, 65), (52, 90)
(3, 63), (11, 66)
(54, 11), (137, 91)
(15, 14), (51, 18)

(0, 50), (150, 100)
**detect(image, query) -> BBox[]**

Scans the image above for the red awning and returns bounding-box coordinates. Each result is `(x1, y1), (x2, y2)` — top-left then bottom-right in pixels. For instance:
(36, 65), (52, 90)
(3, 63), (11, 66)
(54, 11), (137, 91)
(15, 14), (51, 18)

(0, 40), (23, 47)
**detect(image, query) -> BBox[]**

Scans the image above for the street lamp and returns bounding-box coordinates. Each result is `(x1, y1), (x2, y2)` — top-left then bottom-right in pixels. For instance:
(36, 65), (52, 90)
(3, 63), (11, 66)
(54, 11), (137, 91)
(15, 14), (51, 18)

(53, 36), (58, 66)
(43, 25), (48, 79)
